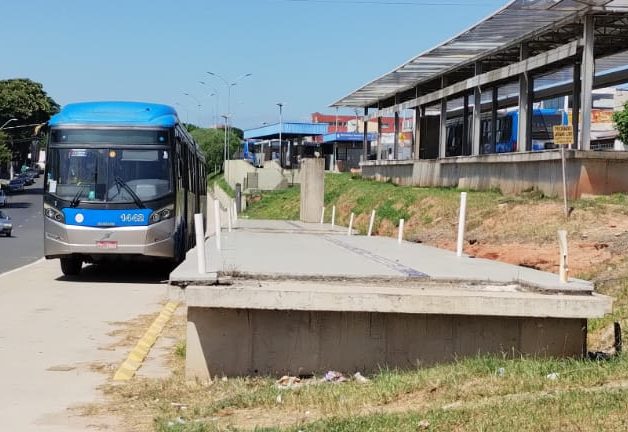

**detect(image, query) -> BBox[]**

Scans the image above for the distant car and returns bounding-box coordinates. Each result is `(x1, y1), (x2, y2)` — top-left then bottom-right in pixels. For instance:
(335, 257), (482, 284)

(0, 210), (11, 237)
(27, 168), (40, 178)
(17, 173), (34, 186)
(0, 190), (6, 207)
(7, 178), (24, 193)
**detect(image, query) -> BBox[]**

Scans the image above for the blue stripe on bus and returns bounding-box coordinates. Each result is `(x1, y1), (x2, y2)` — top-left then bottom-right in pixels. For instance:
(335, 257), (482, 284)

(62, 208), (154, 227)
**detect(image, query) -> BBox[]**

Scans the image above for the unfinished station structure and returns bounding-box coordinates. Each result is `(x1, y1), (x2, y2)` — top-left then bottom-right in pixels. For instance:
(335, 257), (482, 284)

(333, 0), (628, 197)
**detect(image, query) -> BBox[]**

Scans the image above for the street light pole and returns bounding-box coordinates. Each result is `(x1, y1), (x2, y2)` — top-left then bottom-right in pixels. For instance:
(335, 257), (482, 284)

(221, 114), (229, 174)
(199, 81), (220, 127)
(277, 103), (283, 165)
(0, 118), (17, 130)
(183, 93), (202, 126)
(206, 72), (252, 161)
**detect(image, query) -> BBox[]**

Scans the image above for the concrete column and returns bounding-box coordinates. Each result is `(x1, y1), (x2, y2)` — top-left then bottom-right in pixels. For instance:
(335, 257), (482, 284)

(439, 97), (448, 159)
(299, 158), (325, 223)
(518, 43), (531, 153)
(393, 111), (399, 159)
(376, 116), (382, 161)
(573, 61), (581, 150)
(580, 15), (595, 151)
(414, 106), (422, 160)
(462, 94), (469, 156)
(491, 86), (498, 153)
(472, 62), (482, 156)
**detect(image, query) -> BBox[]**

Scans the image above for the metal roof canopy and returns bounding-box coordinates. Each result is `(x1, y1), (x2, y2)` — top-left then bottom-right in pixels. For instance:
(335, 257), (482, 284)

(243, 122), (328, 140)
(331, 0), (626, 109)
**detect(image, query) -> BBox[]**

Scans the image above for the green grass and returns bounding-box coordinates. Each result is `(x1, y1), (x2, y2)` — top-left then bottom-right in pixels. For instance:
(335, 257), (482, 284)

(147, 354), (628, 431)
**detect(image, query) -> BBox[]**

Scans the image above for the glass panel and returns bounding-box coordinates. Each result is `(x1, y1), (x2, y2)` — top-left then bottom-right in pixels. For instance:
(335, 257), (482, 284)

(47, 148), (172, 203)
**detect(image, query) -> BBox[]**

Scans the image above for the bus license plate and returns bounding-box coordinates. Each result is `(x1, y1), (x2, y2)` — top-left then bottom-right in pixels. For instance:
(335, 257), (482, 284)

(97, 241), (118, 249)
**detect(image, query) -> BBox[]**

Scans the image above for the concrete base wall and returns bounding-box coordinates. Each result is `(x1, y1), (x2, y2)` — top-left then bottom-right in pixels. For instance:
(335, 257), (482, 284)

(186, 307), (586, 378)
(362, 150), (628, 198)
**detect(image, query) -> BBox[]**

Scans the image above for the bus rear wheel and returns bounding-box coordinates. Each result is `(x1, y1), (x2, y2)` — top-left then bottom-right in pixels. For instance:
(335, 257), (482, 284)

(60, 257), (82, 276)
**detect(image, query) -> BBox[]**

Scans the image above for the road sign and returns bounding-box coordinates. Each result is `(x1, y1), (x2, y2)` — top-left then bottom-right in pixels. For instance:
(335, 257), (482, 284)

(553, 126), (573, 146)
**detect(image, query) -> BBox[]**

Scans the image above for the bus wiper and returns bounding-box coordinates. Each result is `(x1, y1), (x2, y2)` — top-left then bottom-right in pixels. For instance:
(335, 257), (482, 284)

(70, 185), (87, 208)
(114, 176), (145, 209)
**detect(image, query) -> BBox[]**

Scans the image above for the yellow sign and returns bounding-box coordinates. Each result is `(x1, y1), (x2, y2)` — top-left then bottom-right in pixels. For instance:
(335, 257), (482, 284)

(553, 126), (573, 146)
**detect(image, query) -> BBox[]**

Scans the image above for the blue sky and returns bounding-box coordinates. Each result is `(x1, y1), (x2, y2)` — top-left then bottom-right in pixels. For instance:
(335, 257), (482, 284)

(1, 0), (505, 129)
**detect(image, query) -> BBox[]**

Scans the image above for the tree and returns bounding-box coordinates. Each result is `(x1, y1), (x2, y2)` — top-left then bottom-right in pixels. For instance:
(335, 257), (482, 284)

(613, 102), (628, 145)
(0, 78), (59, 126)
(190, 127), (241, 172)
(0, 79), (59, 166)
(0, 132), (11, 164)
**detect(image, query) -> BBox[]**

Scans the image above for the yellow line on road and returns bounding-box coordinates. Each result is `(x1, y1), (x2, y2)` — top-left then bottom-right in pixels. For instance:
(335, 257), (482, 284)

(113, 301), (179, 381)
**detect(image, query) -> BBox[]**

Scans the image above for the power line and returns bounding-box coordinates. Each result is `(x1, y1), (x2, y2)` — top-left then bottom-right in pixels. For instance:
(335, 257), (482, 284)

(277, 0), (499, 5)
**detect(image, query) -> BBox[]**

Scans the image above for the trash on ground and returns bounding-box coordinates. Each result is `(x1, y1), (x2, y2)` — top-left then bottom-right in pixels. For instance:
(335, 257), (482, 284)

(276, 375), (302, 389)
(323, 370), (348, 383)
(418, 419), (430, 429)
(546, 372), (559, 381)
(353, 372), (370, 383)
(497, 367), (506, 377)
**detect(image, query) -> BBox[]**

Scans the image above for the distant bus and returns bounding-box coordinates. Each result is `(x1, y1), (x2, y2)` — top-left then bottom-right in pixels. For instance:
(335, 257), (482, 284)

(446, 108), (568, 156)
(44, 101), (206, 276)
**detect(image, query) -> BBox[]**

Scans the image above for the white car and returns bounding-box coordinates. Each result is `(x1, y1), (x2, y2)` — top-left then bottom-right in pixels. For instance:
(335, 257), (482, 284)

(0, 189), (6, 207)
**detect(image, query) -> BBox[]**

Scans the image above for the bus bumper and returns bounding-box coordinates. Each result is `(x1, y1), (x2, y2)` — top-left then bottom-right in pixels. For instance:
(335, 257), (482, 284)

(44, 217), (176, 260)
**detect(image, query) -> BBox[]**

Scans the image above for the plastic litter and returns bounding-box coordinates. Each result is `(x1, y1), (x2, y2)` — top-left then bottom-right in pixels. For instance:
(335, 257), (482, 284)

(276, 375), (302, 389)
(353, 372), (370, 383)
(323, 371), (348, 383)
(546, 372), (559, 381)
(497, 367), (506, 377)
(418, 419), (430, 429)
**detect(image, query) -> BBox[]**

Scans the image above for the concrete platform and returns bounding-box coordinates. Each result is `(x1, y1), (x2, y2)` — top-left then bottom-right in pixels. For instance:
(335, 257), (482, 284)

(170, 219), (613, 378)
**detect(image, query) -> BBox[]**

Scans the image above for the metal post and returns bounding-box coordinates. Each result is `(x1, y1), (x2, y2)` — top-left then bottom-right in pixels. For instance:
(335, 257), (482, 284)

(439, 97), (447, 159)
(393, 111), (399, 159)
(398, 219), (405, 244)
(462, 95), (469, 156)
(558, 230), (569, 283)
(573, 62), (581, 150)
(581, 15), (594, 151)
(363, 107), (369, 162)
(277, 102), (283, 165)
(377, 116), (382, 161)
(518, 43), (530, 153)
(194, 214), (206, 274)
(414, 106), (422, 160)
(331, 205), (336, 227)
(320, 206), (325, 224)
(491, 86), (498, 153)
(472, 62), (482, 156)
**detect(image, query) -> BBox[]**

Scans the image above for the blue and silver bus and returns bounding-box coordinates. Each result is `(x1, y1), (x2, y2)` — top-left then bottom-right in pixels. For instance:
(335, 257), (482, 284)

(44, 101), (206, 276)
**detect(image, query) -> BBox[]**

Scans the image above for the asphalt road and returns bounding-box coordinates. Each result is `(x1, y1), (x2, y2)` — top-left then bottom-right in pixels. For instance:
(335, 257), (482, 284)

(0, 176), (44, 274)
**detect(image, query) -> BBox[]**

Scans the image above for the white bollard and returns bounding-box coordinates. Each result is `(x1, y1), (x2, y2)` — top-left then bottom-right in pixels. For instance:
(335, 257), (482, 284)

(347, 212), (355, 236)
(194, 213), (206, 274)
(331, 205), (336, 228)
(233, 200), (238, 222)
(227, 206), (232, 232)
(456, 192), (468, 257)
(398, 219), (405, 244)
(320, 207), (326, 224)
(214, 199), (222, 250)
(368, 210), (376, 237)
(558, 230), (569, 283)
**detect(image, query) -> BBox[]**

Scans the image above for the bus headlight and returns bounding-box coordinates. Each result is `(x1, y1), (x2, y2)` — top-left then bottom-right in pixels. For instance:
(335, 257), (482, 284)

(44, 203), (65, 223)
(149, 205), (174, 224)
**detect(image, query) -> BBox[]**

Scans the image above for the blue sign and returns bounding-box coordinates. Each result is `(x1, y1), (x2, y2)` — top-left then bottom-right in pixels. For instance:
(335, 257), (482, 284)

(62, 208), (153, 227)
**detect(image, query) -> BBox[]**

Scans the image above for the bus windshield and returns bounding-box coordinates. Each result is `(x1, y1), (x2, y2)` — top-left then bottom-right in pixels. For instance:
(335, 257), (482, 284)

(47, 148), (172, 204)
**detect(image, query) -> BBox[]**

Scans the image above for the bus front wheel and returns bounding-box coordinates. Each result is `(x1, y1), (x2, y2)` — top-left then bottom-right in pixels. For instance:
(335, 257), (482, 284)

(60, 257), (82, 276)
